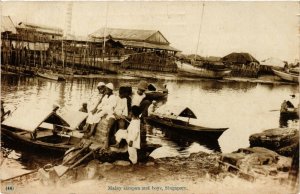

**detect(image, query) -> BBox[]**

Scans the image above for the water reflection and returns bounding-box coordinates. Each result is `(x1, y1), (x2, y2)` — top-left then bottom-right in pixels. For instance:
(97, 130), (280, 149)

(160, 127), (221, 152)
(2, 136), (63, 170)
(1, 74), (299, 161)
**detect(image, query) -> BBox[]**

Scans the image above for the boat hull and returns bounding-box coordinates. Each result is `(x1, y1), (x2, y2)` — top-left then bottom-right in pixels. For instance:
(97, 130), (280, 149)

(176, 62), (231, 79)
(146, 115), (228, 139)
(272, 69), (299, 83)
(145, 92), (168, 100)
(37, 72), (66, 81)
(1, 125), (77, 153)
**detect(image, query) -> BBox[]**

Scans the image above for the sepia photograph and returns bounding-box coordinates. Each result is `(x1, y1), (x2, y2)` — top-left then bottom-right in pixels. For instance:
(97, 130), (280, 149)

(1, 1), (299, 194)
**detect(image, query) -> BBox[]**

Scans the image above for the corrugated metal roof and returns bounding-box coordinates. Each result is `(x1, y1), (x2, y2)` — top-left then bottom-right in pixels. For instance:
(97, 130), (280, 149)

(17, 22), (63, 36)
(119, 40), (180, 52)
(90, 28), (157, 42)
(1, 16), (17, 34)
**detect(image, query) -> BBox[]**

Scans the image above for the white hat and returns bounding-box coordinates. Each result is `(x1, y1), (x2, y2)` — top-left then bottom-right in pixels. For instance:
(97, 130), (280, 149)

(97, 82), (105, 87)
(105, 83), (114, 91)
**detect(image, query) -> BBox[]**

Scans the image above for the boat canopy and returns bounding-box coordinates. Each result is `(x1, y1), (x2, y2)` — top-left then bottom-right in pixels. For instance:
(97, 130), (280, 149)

(154, 105), (197, 119)
(58, 110), (88, 130)
(147, 83), (168, 92)
(2, 106), (70, 132)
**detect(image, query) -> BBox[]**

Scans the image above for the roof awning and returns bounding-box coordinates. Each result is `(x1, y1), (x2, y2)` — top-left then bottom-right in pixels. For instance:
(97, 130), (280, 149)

(2, 106), (70, 132)
(154, 105), (197, 119)
(119, 40), (180, 52)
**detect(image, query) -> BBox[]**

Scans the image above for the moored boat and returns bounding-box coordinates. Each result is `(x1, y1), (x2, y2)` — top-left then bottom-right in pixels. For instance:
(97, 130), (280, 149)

(272, 69), (299, 83)
(176, 61), (231, 79)
(145, 83), (168, 100)
(1, 107), (87, 153)
(146, 105), (228, 139)
(37, 71), (66, 81)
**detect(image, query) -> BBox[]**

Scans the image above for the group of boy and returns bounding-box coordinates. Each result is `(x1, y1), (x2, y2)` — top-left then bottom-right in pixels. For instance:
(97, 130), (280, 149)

(80, 80), (149, 164)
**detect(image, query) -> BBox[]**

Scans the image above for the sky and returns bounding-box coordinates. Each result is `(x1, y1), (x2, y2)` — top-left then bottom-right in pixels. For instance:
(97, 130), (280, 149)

(1, 1), (299, 62)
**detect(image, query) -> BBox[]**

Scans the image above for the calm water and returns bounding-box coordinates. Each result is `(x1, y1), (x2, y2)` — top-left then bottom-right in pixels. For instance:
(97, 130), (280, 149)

(1, 74), (299, 168)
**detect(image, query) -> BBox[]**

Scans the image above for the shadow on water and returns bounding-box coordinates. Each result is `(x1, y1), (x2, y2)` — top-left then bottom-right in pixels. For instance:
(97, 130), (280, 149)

(147, 124), (221, 153)
(164, 128), (221, 152)
(279, 112), (299, 128)
(168, 79), (257, 93)
(1, 136), (64, 170)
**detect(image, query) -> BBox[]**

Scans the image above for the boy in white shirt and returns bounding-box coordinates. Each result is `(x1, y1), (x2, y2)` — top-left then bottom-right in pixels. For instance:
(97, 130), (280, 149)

(131, 80), (148, 107)
(113, 89), (128, 131)
(85, 83), (117, 138)
(115, 106), (141, 164)
(147, 100), (158, 116)
(83, 82), (106, 134)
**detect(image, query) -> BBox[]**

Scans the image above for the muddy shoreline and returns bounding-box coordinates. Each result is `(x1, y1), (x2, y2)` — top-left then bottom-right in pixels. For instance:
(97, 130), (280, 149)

(1, 128), (298, 194)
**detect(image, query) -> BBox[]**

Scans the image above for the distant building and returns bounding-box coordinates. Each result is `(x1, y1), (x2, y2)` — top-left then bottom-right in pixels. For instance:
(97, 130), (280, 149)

(222, 52), (260, 77)
(89, 28), (180, 72)
(1, 19), (64, 70)
(1, 16), (17, 66)
(16, 22), (63, 42)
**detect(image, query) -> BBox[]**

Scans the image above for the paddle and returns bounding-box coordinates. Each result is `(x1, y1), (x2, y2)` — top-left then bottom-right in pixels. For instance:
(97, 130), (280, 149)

(54, 145), (101, 177)
(269, 110), (280, 112)
(62, 142), (92, 165)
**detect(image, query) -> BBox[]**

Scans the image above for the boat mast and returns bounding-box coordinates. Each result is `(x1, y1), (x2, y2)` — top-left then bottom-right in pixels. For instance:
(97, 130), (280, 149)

(62, 38), (64, 73)
(63, 2), (73, 74)
(194, 3), (205, 62)
(102, 2), (109, 66)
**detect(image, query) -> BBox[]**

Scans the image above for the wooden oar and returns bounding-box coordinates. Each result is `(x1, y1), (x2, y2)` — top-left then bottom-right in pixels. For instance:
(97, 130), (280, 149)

(269, 110), (280, 112)
(62, 142), (92, 165)
(54, 146), (101, 177)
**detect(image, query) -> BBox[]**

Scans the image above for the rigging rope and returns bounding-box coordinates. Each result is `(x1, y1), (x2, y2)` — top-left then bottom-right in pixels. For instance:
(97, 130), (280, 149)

(195, 3), (205, 61)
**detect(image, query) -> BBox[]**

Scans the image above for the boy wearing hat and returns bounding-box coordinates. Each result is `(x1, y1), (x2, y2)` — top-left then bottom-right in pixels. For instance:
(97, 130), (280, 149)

(83, 81), (106, 134)
(131, 80), (148, 107)
(86, 83), (117, 140)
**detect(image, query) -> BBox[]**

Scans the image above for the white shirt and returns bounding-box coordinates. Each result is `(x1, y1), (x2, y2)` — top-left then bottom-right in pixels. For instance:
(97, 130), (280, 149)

(88, 94), (105, 111)
(131, 92), (146, 106)
(147, 104), (156, 116)
(127, 119), (141, 149)
(97, 94), (117, 119)
(114, 96), (128, 117)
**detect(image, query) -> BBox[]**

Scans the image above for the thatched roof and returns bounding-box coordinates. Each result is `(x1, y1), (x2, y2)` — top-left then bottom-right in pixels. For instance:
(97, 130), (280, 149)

(222, 52), (259, 64)
(1, 16), (17, 34)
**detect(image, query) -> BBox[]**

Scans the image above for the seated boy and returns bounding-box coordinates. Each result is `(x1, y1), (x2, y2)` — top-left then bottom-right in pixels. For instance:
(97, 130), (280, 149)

(114, 106), (141, 164)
